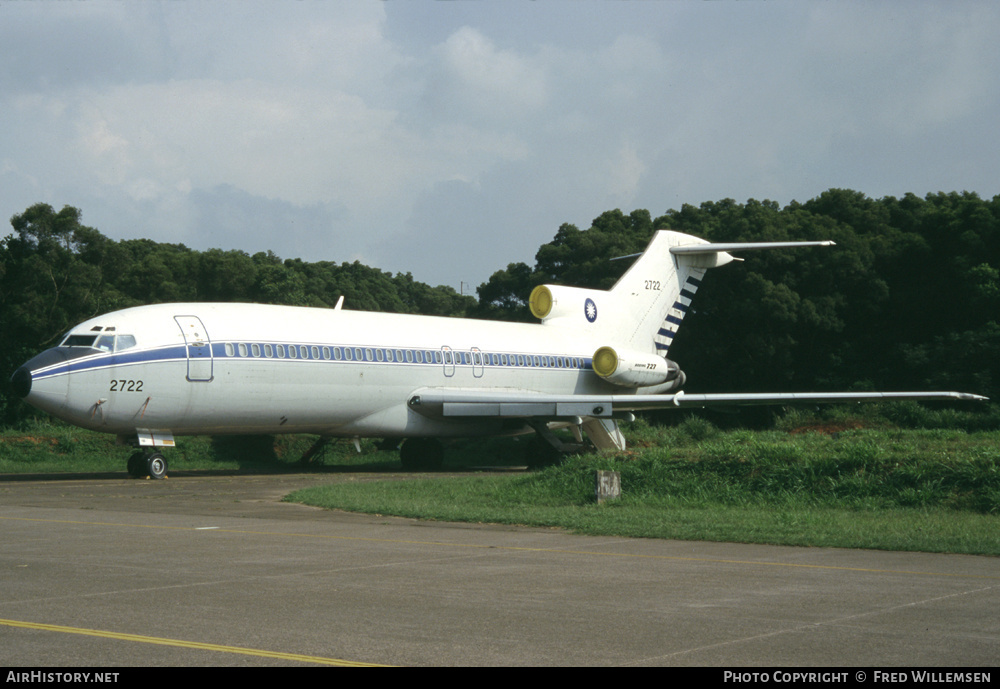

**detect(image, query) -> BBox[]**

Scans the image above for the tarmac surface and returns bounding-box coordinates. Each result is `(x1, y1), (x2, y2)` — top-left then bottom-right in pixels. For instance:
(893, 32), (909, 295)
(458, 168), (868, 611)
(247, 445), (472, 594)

(1, 470), (998, 667)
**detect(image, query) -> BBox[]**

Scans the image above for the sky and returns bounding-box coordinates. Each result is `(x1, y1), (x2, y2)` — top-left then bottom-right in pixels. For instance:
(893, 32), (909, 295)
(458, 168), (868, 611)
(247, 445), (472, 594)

(2, 1), (998, 292)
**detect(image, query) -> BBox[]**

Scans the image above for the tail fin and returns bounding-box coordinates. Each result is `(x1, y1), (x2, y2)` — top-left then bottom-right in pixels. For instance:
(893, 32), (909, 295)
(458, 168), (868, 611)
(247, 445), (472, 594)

(607, 231), (835, 354)
(604, 230), (714, 354)
(529, 230), (833, 356)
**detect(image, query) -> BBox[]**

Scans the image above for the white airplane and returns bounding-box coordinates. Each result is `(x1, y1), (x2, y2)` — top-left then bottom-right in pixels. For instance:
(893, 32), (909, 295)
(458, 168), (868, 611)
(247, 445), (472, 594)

(10, 230), (987, 478)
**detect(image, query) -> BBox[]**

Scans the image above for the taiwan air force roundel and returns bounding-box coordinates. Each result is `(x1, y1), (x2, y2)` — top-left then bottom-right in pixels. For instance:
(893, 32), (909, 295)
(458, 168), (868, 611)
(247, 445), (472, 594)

(584, 298), (598, 323)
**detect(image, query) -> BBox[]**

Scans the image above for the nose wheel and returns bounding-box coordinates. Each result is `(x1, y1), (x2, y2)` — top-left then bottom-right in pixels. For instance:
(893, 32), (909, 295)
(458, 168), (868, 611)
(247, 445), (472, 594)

(127, 451), (169, 479)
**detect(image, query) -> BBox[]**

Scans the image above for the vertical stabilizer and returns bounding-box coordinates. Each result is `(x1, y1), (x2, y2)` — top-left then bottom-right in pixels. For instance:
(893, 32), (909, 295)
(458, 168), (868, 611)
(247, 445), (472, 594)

(606, 231), (728, 355)
(530, 230), (833, 359)
(605, 231), (834, 355)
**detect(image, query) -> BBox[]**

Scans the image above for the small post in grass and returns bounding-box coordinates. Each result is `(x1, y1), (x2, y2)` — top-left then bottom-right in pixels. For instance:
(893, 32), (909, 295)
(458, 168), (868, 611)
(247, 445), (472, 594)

(595, 470), (621, 504)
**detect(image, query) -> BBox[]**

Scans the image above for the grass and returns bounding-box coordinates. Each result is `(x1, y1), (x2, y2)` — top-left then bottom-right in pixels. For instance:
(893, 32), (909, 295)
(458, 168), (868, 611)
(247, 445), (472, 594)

(3, 407), (999, 555)
(286, 476), (1000, 556)
(286, 414), (1000, 555)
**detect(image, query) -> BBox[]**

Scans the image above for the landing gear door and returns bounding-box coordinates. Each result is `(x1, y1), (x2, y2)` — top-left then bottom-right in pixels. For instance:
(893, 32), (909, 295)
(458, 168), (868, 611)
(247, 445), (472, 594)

(174, 315), (214, 382)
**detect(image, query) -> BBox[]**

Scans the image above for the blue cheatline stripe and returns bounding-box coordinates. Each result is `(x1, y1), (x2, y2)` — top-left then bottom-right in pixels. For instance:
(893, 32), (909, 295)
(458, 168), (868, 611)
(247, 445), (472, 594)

(654, 342), (670, 351)
(33, 342), (600, 379)
(685, 276), (702, 287)
(665, 315), (683, 326)
(672, 301), (689, 313)
(657, 328), (676, 339)
(32, 345), (188, 380)
(680, 288), (697, 300)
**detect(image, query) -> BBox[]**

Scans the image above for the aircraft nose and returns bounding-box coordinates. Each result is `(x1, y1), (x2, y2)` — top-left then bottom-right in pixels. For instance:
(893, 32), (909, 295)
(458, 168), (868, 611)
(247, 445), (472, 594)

(9, 348), (76, 415)
(10, 365), (32, 398)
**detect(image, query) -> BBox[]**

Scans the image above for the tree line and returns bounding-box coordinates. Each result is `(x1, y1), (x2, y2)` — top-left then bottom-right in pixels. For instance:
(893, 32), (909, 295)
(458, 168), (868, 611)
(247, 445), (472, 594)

(477, 190), (999, 408)
(2, 189), (997, 425)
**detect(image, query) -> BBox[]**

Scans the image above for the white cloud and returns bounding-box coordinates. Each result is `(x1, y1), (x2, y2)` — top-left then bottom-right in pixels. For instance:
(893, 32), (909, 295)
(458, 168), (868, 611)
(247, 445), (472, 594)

(606, 141), (648, 206)
(435, 26), (548, 120)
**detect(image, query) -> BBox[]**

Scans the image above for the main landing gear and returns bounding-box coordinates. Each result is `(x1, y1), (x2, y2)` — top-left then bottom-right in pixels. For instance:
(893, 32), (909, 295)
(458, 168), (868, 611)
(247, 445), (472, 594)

(399, 438), (444, 471)
(126, 450), (169, 480)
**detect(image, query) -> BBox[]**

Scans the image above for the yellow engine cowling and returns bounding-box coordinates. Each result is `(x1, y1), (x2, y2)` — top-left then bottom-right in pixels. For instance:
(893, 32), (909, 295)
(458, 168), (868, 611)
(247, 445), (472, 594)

(592, 346), (683, 388)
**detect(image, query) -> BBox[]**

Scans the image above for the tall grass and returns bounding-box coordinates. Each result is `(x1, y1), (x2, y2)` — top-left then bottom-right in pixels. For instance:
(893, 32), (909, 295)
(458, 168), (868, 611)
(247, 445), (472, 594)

(517, 428), (1000, 514)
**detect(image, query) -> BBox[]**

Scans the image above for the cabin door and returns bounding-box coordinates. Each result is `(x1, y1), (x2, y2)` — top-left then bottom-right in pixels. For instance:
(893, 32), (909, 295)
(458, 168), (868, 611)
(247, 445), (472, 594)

(174, 315), (214, 382)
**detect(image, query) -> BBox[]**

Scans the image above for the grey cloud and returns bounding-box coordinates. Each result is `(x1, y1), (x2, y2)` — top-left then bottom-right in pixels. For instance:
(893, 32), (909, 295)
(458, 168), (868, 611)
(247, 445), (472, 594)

(189, 185), (349, 262)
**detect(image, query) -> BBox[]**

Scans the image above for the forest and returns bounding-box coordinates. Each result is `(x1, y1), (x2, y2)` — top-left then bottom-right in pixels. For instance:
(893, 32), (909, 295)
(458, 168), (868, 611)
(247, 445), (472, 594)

(1, 188), (997, 426)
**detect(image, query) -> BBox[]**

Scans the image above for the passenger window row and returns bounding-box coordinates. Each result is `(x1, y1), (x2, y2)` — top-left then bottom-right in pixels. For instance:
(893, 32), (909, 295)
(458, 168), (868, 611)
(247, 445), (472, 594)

(221, 342), (590, 370)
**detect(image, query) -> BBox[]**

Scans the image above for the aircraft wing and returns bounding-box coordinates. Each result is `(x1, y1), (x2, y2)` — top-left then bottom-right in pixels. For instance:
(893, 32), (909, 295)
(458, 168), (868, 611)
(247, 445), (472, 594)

(408, 388), (988, 420)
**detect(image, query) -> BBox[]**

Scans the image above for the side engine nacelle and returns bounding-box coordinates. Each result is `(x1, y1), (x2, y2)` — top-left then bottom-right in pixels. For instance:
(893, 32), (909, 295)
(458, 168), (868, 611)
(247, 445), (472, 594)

(592, 345), (684, 389)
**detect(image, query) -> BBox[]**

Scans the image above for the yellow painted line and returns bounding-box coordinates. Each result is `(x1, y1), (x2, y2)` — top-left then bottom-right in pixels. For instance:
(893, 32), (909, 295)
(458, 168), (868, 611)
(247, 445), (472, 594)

(0, 618), (386, 667)
(4, 515), (998, 580)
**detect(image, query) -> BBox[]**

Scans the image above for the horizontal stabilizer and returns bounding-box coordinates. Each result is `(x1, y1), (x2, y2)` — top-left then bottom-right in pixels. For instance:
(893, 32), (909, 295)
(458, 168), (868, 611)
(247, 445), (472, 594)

(669, 240), (835, 255)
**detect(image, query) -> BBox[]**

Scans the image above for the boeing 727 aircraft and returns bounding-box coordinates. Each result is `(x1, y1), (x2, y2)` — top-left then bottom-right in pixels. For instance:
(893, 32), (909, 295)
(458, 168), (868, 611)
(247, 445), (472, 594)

(10, 230), (987, 478)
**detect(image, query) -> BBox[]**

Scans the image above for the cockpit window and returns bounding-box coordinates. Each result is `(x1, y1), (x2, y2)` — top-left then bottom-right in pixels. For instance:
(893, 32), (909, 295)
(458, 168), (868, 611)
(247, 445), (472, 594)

(116, 335), (137, 352)
(95, 335), (115, 352)
(60, 333), (137, 352)
(62, 334), (98, 348)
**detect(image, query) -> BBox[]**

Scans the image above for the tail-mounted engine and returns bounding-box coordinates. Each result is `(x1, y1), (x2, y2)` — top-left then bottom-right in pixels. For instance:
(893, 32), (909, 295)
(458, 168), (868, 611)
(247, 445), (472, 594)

(592, 345), (684, 390)
(529, 285), (605, 326)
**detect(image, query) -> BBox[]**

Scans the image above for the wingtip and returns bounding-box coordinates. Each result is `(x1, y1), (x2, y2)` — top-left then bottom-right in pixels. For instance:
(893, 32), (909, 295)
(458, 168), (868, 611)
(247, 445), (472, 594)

(950, 392), (989, 402)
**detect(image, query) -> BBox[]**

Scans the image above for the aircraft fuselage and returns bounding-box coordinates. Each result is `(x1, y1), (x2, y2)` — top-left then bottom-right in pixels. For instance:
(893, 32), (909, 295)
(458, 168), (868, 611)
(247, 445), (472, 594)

(14, 302), (617, 440)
